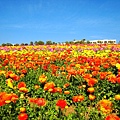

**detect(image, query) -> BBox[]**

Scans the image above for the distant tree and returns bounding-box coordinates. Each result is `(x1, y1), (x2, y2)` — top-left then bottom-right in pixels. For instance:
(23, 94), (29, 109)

(46, 40), (53, 45)
(34, 41), (38, 45)
(65, 41), (69, 45)
(1, 43), (6, 46)
(25, 43), (28, 46)
(81, 39), (86, 44)
(82, 39), (86, 42)
(21, 43), (25, 46)
(30, 41), (34, 45)
(37, 40), (44, 45)
(53, 42), (57, 45)
(86, 40), (90, 44)
(69, 41), (74, 44)
(14, 43), (19, 46)
(6, 43), (13, 46)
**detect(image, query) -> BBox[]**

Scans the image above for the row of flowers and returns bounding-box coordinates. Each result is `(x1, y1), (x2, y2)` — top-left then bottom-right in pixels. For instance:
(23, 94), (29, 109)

(0, 44), (120, 120)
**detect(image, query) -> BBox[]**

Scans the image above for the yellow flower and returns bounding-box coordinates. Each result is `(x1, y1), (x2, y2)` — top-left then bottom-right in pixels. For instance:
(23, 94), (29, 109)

(116, 63), (120, 69)
(19, 87), (28, 93)
(20, 94), (25, 99)
(75, 64), (80, 68)
(39, 74), (47, 83)
(115, 95), (120, 100)
(5, 100), (11, 104)
(6, 79), (13, 89)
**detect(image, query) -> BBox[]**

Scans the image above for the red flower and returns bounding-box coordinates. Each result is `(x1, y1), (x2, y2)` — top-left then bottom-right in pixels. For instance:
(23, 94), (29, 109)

(107, 75), (117, 83)
(21, 69), (27, 74)
(117, 77), (120, 84)
(36, 98), (46, 106)
(29, 98), (37, 103)
(18, 113), (28, 120)
(18, 82), (26, 89)
(13, 75), (20, 81)
(51, 87), (62, 93)
(56, 99), (67, 109)
(105, 114), (120, 120)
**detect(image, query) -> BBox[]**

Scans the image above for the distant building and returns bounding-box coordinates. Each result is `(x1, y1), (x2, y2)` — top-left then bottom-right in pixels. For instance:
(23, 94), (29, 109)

(89, 39), (116, 44)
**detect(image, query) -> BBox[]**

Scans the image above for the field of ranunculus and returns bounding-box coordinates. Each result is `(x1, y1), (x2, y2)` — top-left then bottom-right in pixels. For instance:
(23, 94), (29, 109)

(0, 44), (120, 120)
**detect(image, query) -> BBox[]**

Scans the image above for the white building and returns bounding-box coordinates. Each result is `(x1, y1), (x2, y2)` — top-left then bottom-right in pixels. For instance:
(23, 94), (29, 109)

(89, 39), (116, 44)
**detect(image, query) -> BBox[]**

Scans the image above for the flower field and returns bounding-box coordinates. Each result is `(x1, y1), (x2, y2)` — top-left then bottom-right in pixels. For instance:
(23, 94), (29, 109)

(0, 44), (120, 120)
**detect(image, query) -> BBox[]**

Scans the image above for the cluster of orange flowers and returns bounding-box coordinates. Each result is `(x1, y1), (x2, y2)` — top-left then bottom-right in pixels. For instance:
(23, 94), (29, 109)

(98, 99), (113, 114)
(0, 92), (18, 106)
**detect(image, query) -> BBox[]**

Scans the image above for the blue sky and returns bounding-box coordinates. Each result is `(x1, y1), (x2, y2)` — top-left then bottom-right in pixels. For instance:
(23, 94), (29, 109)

(0, 0), (120, 44)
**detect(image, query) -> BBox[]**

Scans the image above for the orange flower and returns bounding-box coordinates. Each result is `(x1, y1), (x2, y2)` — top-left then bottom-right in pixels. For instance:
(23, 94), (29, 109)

(78, 95), (85, 101)
(19, 87), (28, 93)
(0, 92), (6, 106)
(39, 74), (47, 84)
(87, 87), (95, 93)
(92, 71), (99, 77)
(92, 66), (100, 71)
(88, 94), (96, 101)
(34, 85), (40, 89)
(53, 87), (62, 93)
(4, 94), (12, 104)
(9, 73), (16, 79)
(21, 69), (27, 74)
(44, 82), (55, 91)
(72, 95), (84, 102)
(10, 93), (18, 103)
(0, 92), (18, 106)
(67, 68), (77, 76)
(105, 114), (120, 120)
(20, 107), (26, 113)
(29, 98), (46, 106)
(18, 113), (28, 120)
(115, 95), (120, 100)
(20, 74), (25, 78)
(107, 75), (116, 83)
(77, 69), (85, 75)
(83, 73), (92, 80)
(103, 63), (110, 69)
(99, 72), (107, 80)
(97, 99), (112, 114)
(63, 83), (70, 88)
(87, 78), (98, 87)
(64, 91), (70, 95)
